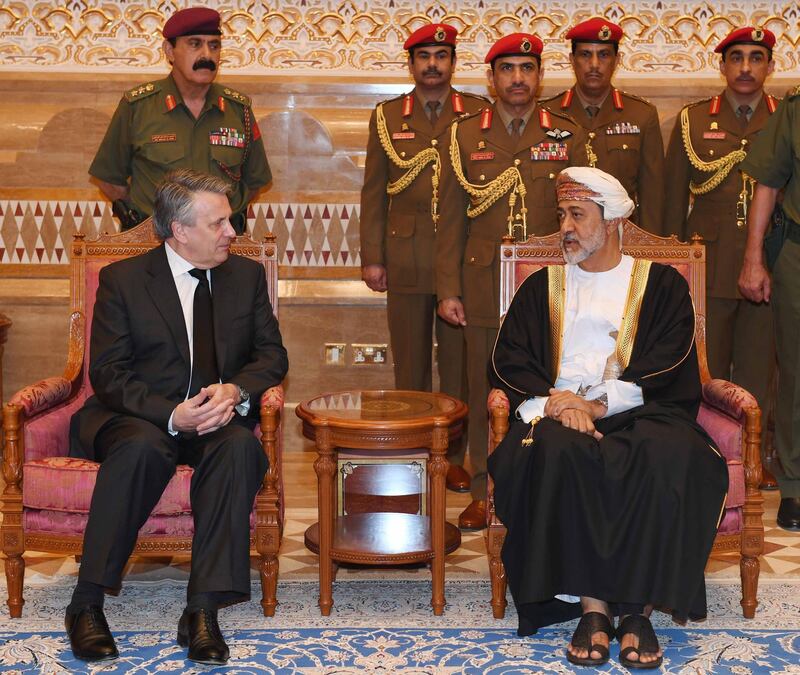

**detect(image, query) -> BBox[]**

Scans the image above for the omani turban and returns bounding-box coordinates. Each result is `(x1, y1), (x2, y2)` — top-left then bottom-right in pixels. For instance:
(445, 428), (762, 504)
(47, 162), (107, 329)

(556, 166), (635, 220)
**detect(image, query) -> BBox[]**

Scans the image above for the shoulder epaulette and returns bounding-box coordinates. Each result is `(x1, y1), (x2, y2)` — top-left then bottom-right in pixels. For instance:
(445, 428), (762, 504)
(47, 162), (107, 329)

(538, 91), (565, 106)
(380, 92), (412, 106)
(683, 97), (713, 112)
(618, 90), (655, 107)
(454, 108), (483, 125)
(787, 84), (800, 99)
(457, 90), (490, 103)
(540, 105), (579, 126)
(124, 82), (160, 102)
(220, 87), (251, 107)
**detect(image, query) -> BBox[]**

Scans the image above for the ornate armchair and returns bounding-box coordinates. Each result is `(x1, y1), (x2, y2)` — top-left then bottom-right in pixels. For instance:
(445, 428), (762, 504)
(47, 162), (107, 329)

(1, 220), (286, 617)
(486, 223), (763, 619)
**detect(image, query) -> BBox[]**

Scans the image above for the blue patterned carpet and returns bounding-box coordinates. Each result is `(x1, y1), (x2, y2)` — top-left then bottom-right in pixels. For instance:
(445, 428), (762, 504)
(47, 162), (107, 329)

(1, 579), (799, 673)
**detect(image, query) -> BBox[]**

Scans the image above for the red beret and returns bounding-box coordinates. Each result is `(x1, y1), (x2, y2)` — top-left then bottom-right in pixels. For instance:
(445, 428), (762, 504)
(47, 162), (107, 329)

(484, 33), (543, 64)
(715, 26), (776, 53)
(163, 7), (221, 39)
(404, 23), (457, 50)
(565, 18), (623, 44)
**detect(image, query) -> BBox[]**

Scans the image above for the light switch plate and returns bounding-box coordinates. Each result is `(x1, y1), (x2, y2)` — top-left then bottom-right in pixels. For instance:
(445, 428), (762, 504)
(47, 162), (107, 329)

(324, 343), (347, 365)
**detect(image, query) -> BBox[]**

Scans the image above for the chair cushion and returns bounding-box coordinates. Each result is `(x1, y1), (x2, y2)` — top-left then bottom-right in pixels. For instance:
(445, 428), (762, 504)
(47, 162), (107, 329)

(697, 402), (743, 463)
(717, 507), (742, 536)
(23, 457), (193, 515)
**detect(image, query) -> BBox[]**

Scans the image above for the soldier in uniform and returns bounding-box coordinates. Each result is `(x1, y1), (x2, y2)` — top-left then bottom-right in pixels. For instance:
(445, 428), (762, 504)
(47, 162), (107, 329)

(739, 77), (800, 531)
(360, 23), (486, 494)
(437, 33), (587, 529)
(665, 27), (778, 484)
(540, 18), (664, 234)
(89, 7), (271, 233)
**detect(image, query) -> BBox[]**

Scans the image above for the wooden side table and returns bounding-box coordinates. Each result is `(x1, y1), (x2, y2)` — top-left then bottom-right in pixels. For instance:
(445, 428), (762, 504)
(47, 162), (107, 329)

(296, 390), (468, 616)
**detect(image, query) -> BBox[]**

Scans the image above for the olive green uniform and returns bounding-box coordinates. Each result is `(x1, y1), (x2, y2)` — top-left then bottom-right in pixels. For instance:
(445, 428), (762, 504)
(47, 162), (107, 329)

(664, 92), (778, 453)
(741, 87), (800, 497)
(437, 102), (587, 499)
(90, 75), (271, 229)
(360, 88), (486, 398)
(541, 87), (665, 234)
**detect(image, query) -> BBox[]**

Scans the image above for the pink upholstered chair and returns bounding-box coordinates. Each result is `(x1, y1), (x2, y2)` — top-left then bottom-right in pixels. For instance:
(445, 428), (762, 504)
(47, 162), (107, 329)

(486, 222), (764, 619)
(1, 219), (286, 618)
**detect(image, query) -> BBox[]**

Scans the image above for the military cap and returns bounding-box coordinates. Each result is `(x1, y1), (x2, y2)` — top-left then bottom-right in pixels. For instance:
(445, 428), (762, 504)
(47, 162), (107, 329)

(403, 23), (457, 50)
(484, 33), (543, 63)
(714, 26), (776, 53)
(565, 18), (623, 44)
(163, 7), (222, 39)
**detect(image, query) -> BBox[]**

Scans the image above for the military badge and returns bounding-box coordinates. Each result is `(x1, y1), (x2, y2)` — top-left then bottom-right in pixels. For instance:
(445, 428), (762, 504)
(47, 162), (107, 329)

(435, 26), (446, 42)
(598, 25), (611, 40)
(605, 122), (640, 135)
(521, 38), (532, 53)
(546, 128), (572, 140)
(531, 142), (568, 161)
(209, 127), (246, 148)
(478, 140), (486, 150)
(710, 121), (719, 130)
(752, 28), (764, 42)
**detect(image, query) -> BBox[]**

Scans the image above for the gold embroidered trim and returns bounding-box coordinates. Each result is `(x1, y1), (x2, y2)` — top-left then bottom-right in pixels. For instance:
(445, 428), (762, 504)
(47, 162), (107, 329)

(680, 106), (746, 195)
(615, 259), (651, 370)
(449, 120), (528, 239)
(640, 293), (697, 381)
(376, 102), (441, 229)
(548, 265), (566, 380)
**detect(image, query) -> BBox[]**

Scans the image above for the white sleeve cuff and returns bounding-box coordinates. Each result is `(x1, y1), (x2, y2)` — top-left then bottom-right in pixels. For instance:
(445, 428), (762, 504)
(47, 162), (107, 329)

(235, 398), (251, 416)
(605, 379), (644, 417)
(516, 397), (548, 423)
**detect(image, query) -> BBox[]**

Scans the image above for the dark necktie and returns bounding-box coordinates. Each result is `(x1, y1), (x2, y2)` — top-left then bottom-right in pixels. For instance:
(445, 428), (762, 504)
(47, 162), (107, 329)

(426, 100), (440, 127)
(586, 105), (600, 118)
(511, 117), (523, 138)
(188, 268), (219, 398)
(737, 104), (751, 130)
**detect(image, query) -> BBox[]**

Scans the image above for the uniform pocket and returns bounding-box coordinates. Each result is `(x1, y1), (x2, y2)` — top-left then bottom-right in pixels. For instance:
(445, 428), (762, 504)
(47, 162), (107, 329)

(385, 213), (417, 286)
(142, 141), (185, 167)
(462, 237), (497, 319)
(211, 145), (244, 172)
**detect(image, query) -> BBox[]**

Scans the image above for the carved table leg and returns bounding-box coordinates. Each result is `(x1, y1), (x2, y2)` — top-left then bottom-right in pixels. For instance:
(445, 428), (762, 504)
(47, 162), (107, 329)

(430, 420), (449, 616)
(313, 425), (336, 616)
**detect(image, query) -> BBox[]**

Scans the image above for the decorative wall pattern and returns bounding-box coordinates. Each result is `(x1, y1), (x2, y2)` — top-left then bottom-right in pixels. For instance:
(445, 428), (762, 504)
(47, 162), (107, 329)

(0, 200), (362, 267)
(1, 1), (798, 76)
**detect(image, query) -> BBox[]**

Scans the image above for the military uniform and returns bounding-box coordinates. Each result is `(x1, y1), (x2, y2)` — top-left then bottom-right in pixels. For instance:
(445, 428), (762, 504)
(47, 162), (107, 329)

(90, 75), (271, 230)
(541, 87), (664, 234)
(360, 88), (486, 396)
(437, 101), (587, 499)
(664, 91), (779, 445)
(742, 86), (800, 499)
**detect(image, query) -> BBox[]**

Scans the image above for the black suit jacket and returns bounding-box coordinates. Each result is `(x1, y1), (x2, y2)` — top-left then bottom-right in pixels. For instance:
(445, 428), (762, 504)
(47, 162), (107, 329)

(71, 243), (288, 459)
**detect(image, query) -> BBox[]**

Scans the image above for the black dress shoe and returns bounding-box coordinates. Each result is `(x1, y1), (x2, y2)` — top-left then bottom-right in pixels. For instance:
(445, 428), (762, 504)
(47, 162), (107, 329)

(65, 606), (118, 661)
(177, 608), (230, 665)
(777, 497), (800, 531)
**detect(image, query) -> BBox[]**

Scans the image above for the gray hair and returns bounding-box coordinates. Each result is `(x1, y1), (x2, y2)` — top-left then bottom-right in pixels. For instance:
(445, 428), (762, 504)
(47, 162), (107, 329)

(152, 169), (232, 240)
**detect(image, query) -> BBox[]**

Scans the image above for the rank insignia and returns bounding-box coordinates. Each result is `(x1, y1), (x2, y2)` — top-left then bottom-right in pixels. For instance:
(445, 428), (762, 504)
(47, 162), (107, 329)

(218, 96), (226, 112)
(401, 122), (409, 131)
(531, 142), (568, 161)
(402, 94), (414, 118)
(480, 108), (493, 130)
(392, 131), (415, 140)
(605, 122), (640, 135)
(710, 121), (719, 130)
(470, 151), (495, 161)
(478, 140), (486, 150)
(452, 92), (464, 114)
(209, 127), (246, 148)
(165, 94), (177, 111)
(546, 128), (572, 140)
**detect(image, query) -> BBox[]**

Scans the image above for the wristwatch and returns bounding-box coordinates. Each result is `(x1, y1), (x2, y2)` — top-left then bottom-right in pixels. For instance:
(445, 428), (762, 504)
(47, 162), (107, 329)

(236, 384), (250, 406)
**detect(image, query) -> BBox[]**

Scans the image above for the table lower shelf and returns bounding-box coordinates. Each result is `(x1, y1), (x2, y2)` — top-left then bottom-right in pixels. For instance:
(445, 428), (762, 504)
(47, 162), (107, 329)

(304, 512), (462, 565)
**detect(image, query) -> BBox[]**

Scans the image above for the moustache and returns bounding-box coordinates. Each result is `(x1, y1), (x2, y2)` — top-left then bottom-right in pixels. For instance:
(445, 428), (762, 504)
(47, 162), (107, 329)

(423, 69), (441, 76)
(737, 75), (754, 81)
(562, 234), (578, 243)
(193, 59), (217, 71)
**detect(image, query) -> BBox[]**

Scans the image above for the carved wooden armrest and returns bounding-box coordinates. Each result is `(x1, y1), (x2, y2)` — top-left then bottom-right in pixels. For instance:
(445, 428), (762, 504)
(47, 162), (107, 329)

(8, 377), (73, 418)
(702, 379), (759, 420)
(260, 384), (285, 410)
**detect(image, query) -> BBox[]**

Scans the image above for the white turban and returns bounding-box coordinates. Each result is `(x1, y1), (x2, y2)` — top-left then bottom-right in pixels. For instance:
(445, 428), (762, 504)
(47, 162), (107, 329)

(556, 166), (635, 220)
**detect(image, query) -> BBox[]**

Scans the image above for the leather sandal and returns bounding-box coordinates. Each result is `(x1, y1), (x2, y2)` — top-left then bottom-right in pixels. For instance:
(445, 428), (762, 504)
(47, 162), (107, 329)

(566, 611), (614, 667)
(616, 614), (663, 670)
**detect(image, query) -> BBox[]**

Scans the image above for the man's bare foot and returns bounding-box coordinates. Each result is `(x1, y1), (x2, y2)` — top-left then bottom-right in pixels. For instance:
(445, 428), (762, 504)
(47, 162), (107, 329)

(617, 614), (664, 669)
(566, 598), (614, 666)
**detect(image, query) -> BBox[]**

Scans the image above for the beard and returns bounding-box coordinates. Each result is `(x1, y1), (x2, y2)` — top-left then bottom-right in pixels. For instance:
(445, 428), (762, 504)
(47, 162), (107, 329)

(561, 226), (607, 264)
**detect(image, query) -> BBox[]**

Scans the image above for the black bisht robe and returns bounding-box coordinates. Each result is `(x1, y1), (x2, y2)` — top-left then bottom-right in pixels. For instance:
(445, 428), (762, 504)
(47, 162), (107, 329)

(487, 262), (729, 636)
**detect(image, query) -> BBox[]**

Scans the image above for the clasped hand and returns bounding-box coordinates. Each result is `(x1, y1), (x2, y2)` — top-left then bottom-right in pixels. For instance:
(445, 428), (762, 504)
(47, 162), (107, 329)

(544, 388), (605, 439)
(172, 383), (239, 435)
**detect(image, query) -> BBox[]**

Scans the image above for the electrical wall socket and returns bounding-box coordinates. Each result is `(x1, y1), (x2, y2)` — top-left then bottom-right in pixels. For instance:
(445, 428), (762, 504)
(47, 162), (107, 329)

(324, 343), (347, 365)
(351, 343), (389, 365)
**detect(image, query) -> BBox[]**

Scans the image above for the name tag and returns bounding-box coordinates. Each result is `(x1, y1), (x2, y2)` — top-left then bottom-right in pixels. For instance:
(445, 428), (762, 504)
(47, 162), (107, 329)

(392, 132), (415, 140)
(531, 142), (568, 161)
(470, 151), (495, 161)
(151, 133), (176, 143)
(703, 131), (727, 140)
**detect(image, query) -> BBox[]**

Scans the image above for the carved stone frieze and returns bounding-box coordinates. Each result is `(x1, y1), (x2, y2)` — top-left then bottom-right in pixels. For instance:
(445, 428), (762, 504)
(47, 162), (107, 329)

(1, 2), (797, 76)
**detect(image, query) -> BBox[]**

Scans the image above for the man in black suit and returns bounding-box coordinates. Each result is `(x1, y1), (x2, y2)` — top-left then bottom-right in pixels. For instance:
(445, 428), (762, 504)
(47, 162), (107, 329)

(65, 169), (288, 664)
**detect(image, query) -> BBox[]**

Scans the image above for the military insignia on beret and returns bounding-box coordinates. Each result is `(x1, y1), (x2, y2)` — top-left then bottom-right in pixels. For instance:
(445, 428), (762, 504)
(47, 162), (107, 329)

(521, 38), (532, 53)
(546, 128), (572, 140)
(435, 26), (446, 42)
(598, 25), (612, 40)
(752, 28), (764, 42)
